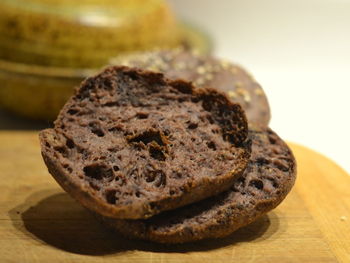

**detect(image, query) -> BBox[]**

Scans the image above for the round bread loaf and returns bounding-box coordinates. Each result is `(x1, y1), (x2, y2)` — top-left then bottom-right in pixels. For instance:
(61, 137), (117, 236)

(0, 0), (181, 68)
(113, 50), (271, 126)
(39, 66), (250, 219)
(99, 127), (296, 243)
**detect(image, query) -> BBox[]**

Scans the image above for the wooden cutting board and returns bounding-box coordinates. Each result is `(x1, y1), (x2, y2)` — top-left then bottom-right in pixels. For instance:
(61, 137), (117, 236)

(0, 131), (349, 263)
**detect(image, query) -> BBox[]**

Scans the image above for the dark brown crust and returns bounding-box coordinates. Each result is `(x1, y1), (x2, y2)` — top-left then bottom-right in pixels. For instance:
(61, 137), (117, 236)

(39, 66), (250, 219)
(99, 127), (296, 243)
(112, 49), (271, 126)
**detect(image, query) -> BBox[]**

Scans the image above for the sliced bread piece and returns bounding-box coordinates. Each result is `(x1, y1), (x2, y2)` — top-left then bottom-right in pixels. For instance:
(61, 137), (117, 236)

(113, 50), (271, 126)
(99, 127), (296, 242)
(39, 66), (250, 219)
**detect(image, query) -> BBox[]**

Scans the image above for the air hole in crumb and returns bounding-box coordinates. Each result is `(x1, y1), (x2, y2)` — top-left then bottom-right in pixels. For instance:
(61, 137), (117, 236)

(145, 173), (155, 183)
(188, 122), (198, 129)
(108, 147), (117, 152)
(267, 177), (279, 188)
(102, 101), (119, 107)
(92, 128), (104, 137)
(66, 139), (74, 149)
(122, 192), (131, 197)
(235, 176), (245, 187)
(256, 157), (269, 166)
(67, 109), (79, 115)
(191, 97), (200, 103)
(45, 142), (51, 148)
(89, 122), (105, 137)
(103, 78), (112, 89)
(164, 129), (170, 136)
(155, 174), (166, 187)
(135, 191), (141, 198)
(169, 190), (176, 195)
(191, 137), (195, 142)
(145, 171), (166, 187)
(63, 164), (72, 173)
(207, 141), (216, 150)
(113, 166), (119, 171)
(108, 125), (123, 132)
(136, 112), (149, 119)
(53, 146), (67, 157)
(83, 164), (113, 180)
(149, 146), (166, 161)
(268, 135), (277, 144)
(128, 130), (165, 146)
(249, 180), (264, 190)
(105, 189), (118, 204)
(273, 181), (279, 188)
(207, 115), (214, 124)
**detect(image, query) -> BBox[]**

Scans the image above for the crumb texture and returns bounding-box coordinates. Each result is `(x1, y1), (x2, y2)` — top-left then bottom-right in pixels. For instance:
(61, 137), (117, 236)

(40, 66), (249, 219)
(101, 127), (296, 243)
(114, 50), (271, 126)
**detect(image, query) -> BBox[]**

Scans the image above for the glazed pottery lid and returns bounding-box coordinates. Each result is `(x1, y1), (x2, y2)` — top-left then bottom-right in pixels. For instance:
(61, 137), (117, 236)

(0, 0), (181, 68)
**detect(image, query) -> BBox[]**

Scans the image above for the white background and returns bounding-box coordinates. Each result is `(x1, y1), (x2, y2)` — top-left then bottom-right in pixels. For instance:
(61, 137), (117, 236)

(169, 0), (350, 174)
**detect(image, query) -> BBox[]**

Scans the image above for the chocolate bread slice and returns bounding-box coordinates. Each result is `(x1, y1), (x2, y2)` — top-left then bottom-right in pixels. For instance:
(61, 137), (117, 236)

(112, 50), (271, 126)
(100, 127), (296, 243)
(39, 66), (250, 219)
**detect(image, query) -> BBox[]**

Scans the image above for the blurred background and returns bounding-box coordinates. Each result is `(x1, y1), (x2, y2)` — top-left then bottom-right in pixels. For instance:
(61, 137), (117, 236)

(0, 0), (349, 173)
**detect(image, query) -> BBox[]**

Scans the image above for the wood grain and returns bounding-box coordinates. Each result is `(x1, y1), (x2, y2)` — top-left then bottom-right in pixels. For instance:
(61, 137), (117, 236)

(0, 131), (349, 263)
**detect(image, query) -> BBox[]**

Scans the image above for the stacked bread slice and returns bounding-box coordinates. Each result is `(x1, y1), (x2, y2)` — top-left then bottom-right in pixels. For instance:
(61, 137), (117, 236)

(39, 51), (296, 243)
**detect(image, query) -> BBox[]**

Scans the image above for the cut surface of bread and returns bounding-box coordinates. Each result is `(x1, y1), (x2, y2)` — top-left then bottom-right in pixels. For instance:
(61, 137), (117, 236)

(39, 66), (250, 219)
(100, 127), (296, 243)
(113, 50), (270, 126)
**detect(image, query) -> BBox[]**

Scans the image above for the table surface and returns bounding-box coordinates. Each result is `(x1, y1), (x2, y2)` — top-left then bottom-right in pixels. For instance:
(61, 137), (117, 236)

(169, 0), (350, 174)
(0, 131), (349, 263)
